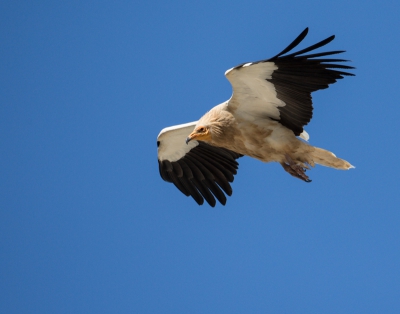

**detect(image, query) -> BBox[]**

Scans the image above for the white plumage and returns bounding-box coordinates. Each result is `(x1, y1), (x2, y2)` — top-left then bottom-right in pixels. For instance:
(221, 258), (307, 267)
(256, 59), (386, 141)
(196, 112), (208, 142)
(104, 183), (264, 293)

(157, 122), (198, 162)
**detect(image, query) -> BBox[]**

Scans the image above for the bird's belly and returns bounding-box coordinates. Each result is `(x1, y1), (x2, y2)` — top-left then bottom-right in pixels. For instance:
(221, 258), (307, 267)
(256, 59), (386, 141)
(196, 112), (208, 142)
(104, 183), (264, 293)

(234, 120), (300, 163)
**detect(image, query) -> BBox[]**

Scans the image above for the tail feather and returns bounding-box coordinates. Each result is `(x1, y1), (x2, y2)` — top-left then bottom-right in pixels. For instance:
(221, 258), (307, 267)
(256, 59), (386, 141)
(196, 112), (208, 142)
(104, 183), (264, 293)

(311, 147), (354, 170)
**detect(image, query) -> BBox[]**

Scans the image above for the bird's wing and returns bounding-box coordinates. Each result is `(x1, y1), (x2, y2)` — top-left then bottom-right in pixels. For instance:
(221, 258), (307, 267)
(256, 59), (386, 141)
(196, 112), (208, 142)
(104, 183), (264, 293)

(225, 27), (354, 136)
(157, 122), (242, 207)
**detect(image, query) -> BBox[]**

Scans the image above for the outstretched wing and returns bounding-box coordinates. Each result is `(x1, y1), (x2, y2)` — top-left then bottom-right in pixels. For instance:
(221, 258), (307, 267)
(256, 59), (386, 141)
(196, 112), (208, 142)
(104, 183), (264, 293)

(157, 122), (242, 207)
(225, 27), (354, 136)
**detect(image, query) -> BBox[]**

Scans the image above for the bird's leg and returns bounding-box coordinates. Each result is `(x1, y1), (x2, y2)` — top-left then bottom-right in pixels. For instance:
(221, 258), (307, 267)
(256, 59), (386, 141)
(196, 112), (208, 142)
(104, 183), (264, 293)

(281, 154), (312, 183)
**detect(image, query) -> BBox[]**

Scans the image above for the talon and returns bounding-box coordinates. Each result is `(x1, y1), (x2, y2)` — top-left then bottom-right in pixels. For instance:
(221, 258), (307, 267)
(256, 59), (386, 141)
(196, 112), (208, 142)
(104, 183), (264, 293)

(281, 155), (311, 182)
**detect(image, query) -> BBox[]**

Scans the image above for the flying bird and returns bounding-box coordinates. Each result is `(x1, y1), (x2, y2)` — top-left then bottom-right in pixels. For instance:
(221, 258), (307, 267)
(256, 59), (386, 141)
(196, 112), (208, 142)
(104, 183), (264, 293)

(157, 28), (354, 207)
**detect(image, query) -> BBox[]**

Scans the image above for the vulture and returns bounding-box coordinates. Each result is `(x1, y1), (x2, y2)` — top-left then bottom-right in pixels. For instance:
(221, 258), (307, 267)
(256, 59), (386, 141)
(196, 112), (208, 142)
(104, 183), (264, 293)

(157, 28), (354, 207)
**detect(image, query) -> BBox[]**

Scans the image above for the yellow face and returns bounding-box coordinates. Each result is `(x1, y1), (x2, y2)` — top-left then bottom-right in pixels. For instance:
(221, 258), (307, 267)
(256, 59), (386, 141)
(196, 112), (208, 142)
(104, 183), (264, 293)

(186, 126), (211, 143)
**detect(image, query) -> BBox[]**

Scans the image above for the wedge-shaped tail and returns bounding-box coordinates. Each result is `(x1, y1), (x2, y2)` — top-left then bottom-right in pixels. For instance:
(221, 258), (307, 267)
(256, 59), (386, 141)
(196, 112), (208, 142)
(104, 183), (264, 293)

(311, 147), (354, 170)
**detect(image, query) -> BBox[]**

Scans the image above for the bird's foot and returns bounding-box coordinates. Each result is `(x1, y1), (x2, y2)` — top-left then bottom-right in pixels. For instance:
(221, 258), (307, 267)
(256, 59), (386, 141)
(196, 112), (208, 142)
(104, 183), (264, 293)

(281, 155), (312, 183)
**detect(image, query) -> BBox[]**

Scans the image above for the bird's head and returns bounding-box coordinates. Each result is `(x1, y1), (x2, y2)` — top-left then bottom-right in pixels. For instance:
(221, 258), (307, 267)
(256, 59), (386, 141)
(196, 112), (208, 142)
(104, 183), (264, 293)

(186, 125), (211, 144)
(185, 104), (231, 145)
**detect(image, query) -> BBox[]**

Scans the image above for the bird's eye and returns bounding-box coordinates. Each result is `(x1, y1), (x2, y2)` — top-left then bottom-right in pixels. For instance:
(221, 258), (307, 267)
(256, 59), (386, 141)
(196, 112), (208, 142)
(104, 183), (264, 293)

(198, 127), (205, 133)
(157, 141), (160, 147)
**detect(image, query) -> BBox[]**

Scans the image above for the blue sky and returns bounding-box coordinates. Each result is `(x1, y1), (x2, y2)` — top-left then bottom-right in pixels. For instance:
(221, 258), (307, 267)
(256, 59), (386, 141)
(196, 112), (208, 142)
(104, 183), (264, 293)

(1, 0), (400, 313)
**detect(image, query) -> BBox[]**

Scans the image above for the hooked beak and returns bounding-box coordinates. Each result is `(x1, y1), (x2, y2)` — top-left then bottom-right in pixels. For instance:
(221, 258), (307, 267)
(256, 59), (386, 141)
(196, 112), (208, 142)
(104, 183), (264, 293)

(186, 128), (211, 144)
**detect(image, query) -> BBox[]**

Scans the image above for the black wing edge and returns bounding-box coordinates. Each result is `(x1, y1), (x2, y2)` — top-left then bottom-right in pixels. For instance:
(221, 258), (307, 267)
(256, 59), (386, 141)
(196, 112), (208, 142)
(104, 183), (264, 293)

(235, 28), (355, 136)
(265, 27), (355, 71)
(158, 142), (243, 207)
